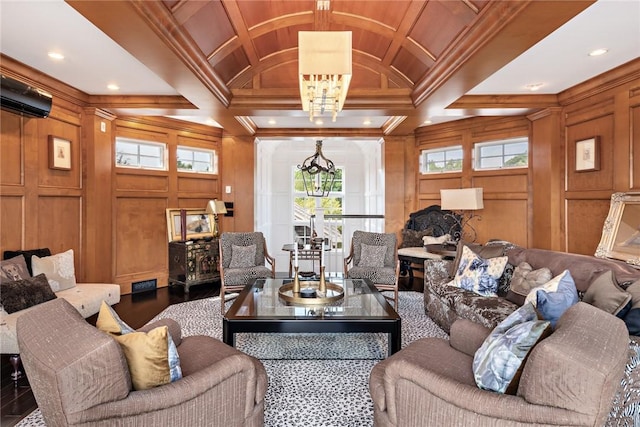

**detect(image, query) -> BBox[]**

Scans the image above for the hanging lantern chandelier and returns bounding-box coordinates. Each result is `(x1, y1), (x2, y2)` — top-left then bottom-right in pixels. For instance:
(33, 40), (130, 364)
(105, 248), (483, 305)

(297, 140), (336, 197)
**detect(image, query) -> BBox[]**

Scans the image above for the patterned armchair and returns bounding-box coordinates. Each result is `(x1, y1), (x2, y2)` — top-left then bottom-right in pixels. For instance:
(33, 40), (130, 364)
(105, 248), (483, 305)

(219, 232), (275, 311)
(344, 230), (400, 308)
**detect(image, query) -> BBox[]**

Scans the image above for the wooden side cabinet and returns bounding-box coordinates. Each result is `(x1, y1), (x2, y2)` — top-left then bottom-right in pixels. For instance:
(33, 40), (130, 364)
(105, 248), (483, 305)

(168, 239), (220, 293)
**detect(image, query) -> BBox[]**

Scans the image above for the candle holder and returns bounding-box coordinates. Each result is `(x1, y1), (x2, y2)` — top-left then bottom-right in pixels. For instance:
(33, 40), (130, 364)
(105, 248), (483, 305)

(293, 266), (301, 294)
(318, 266), (326, 295)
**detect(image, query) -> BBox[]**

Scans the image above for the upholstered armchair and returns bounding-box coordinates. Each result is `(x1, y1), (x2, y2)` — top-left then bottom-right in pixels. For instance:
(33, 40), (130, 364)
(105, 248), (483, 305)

(370, 302), (628, 427)
(17, 298), (267, 427)
(219, 232), (275, 311)
(344, 230), (400, 308)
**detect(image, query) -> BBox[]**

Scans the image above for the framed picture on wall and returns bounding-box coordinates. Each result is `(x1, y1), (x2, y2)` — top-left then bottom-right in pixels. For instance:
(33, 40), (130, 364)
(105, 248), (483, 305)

(165, 208), (214, 242)
(48, 136), (72, 170)
(575, 136), (600, 172)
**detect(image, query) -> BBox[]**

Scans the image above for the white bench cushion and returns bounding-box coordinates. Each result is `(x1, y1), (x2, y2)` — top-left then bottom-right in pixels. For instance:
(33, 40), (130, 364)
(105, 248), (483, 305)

(0, 283), (120, 354)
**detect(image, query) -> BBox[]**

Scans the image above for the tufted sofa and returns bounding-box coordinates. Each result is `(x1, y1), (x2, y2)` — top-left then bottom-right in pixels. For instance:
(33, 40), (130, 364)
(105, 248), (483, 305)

(424, 244), (640, 333)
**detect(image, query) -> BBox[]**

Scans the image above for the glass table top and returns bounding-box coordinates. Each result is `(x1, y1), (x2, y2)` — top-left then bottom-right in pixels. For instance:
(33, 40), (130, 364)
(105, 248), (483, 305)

(225, 277), (397, 320)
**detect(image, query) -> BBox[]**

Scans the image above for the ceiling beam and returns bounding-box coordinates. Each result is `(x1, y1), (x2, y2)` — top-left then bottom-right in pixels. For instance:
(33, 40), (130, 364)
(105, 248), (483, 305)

(392, 0), (594, 134)
(66, 0), (249, 135)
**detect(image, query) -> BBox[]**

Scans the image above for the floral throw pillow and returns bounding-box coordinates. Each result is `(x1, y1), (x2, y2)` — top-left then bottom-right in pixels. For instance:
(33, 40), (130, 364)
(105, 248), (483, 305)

(450, 245), (508, 297)
(473, 303), (551, 394)
(31, 249), (76, 292)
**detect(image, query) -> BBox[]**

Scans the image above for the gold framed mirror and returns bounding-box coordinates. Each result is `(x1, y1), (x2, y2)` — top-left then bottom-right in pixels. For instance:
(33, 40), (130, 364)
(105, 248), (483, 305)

(595, 192), (640, 268)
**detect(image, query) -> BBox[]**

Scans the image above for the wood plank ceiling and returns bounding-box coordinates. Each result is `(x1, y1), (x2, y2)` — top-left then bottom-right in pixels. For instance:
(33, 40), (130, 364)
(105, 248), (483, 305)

(67, 0), (593, 136)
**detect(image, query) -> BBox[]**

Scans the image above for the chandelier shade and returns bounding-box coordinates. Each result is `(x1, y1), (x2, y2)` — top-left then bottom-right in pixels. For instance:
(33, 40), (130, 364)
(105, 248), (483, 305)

(298, 140), (336, 197)
(298, 31), (352, 122)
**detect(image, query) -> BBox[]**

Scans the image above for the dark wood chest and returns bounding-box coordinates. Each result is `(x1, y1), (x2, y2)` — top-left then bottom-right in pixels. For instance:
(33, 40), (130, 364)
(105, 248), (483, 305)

(168, 239), (220, 292)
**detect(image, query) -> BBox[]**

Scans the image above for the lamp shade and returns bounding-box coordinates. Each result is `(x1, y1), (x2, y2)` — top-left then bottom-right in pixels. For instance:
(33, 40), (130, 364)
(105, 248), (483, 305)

(298, 31), (352, 75)
(206, 199), (227, 215)
(440, 188), (484, 210)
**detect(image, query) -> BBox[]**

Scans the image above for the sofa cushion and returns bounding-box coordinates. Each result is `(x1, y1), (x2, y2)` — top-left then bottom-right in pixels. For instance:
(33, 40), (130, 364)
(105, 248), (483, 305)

(3, 248), (51, 276)
(506, 262), (553, 306)
(583, 270), (632, 316)
(358, 243), (387, 267)
(229, 244), (256, 268)
(473, 303), (551, 394)
(0, 274), (57, 314)
(97, 302), (182, 390)
(0, 255), (31, 283)
(526, 270), (579, 328)
(451, 245), (508, 297)
(430, 280), (518, 330)
(31, 249), (77, 292)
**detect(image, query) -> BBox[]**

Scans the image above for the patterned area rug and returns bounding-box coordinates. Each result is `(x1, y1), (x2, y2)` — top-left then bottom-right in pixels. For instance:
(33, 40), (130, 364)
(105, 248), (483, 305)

(15, 292), (640, 427)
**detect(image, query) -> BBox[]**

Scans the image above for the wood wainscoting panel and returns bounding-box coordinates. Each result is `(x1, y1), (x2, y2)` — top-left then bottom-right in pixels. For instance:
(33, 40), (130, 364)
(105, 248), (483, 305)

(566, 198), (611, 256)
(114, 197), (168, 293)
(177, 174), (220, 194)
(473, 173), (528, 193)
(1, 195), (23, 251)
(475, 199), (528, 247)
(633, 104), (640, 190)
(0, 111), (23, 186)
(37, 195), (82, 274)
(115, 172), (169, 192)
(418, 176), (462, 195)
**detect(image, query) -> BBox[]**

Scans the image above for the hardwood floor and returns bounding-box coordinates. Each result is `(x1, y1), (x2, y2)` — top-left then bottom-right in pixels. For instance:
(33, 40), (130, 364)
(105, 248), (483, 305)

(0, 275), (421, 427)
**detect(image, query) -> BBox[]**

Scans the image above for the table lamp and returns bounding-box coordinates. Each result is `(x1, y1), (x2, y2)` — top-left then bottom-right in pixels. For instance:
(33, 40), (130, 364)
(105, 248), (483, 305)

(206, 199), (227, 238)
(440, 188), (484, 242)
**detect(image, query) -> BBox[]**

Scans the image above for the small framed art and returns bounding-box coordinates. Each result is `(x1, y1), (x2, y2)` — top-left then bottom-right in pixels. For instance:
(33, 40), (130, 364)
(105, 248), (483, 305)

(165, 208), (215, 242)
(48, 136), (71, 170)
(575, 136), (600, 172)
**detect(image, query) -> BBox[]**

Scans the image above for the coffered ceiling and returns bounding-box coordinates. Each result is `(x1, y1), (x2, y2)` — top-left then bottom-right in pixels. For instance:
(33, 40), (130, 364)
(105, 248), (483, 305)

(1, 0), (638, 136)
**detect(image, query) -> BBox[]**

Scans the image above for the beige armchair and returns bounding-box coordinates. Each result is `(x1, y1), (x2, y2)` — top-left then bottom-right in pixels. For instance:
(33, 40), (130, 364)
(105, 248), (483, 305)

(17, 298), (267, 427)
(370, 302), (628, 427)
(219, 232), (275, 312)
(344, 230), (400, 308)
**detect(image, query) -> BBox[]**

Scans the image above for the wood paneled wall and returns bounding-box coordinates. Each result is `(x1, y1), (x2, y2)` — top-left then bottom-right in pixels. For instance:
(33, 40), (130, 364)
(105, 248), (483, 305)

(0, 63), (223, 294)
(1, 58), (638, 295)
(415, 117), (531, 247)
(415, 60), (640, 254)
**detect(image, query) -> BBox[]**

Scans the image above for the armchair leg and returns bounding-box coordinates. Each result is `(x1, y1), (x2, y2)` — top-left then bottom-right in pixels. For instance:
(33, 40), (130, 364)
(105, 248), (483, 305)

(9, 354), (22, 387)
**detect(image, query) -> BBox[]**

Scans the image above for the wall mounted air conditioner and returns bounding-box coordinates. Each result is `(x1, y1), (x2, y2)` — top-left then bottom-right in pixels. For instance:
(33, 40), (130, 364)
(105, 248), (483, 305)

(0, 75), (52, 118)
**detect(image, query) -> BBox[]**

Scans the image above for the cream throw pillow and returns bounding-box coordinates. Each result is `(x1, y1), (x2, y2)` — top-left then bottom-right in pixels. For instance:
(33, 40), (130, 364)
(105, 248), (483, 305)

(31, 249), (76, 292)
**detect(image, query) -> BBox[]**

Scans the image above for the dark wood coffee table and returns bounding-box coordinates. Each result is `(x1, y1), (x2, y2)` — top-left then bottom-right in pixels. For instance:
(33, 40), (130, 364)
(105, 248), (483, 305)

(223, 277), (401, 356)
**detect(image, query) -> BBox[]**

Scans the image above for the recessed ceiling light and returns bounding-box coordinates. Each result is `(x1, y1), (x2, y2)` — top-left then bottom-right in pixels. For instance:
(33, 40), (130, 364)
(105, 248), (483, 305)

(423, 119), (432, 124)
(47, 51), (64, 60)
(268, 119), (276, 125)
(589, 48), (609, 57)
(525, 83), (544, 92)
(363, 119), (371, 126)
(107, 83), (119, 91)
(315, 119), (324, 125)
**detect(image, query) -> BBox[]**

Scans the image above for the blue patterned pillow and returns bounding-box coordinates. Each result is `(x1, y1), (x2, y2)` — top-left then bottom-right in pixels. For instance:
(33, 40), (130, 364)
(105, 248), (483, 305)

(451, 245), (508, 296)
(525, 270), (579, 328)
(473, 303), (551, 394)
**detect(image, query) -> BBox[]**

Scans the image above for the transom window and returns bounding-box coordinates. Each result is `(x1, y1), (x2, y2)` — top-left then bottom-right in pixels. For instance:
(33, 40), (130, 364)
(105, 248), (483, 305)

(115, 137), (166, 170)
(177, 146), (218, 173)
(419, 146), (463, 174)
(474, 137), (528, 170)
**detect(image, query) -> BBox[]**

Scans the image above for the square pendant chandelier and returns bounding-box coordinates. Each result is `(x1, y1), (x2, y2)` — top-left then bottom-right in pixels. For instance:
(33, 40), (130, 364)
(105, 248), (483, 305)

(298, 31), (352, 122)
